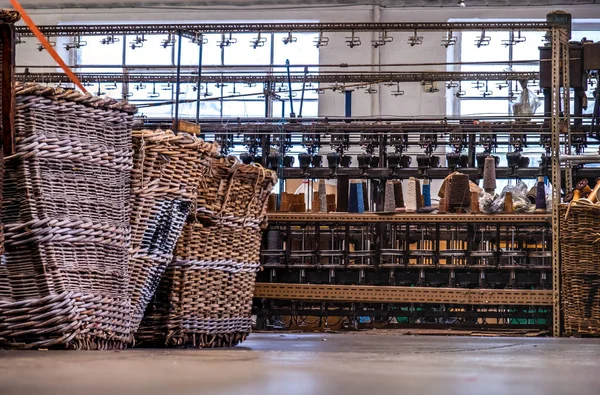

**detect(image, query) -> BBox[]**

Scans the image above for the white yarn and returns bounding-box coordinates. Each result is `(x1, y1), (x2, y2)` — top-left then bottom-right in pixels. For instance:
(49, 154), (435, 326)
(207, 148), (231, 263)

(406, 177), (418, 213)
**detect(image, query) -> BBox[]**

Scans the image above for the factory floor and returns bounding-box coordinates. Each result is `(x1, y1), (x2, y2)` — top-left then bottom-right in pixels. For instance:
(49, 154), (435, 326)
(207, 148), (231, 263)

(1, 332), (600, 395)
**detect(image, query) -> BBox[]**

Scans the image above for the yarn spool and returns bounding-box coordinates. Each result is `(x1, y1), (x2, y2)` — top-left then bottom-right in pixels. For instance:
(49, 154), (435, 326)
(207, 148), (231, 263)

(362, 180), (369, 212)
(588, 178), (600, 203)
(267, 193), (277, 212)
(384, 180), (396, 212)
(439, 198), (448, 214)
(265, 230), (281, 265)
(482, 156), (497, 195)
(448, 174), (471, 211)
(564, 191), (574, 204)
(415, 179), (423, 209)
(470, 191), (481, 214)
(337, 175), (350, 212)
(406, 177), (418, 213)
(504, 192), (514, 213)
(576, 179), (592, 194)
(526, 186), (537, 205)
(326, 194), (336, 212)
(280, 192), (290, 212)
(348, 180), (365, 213)
(290, 194), (306, 212)
(318, 180), (327, 213)
(422, 179), (432, 207)
(393, 180), (404, 208)
(371, 180), (382, 212)
(312, 191), (320, 212)
(443, 174), (451, 200)
(535, 176), (547, 213)
(573, 189), (581, 201)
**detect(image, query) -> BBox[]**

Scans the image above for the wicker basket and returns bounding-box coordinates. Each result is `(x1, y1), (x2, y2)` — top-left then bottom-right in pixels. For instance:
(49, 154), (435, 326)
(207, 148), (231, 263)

(137, 161), (276, 347)
(0, 10), (20, 257)
(0, 83), (136, 349)
(559, 202), (600, 336)
(128, 129), (217, 336)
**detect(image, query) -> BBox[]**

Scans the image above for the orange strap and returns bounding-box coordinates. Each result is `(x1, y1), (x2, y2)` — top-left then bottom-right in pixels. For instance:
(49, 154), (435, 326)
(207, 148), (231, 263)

(10, 0), (87, 93)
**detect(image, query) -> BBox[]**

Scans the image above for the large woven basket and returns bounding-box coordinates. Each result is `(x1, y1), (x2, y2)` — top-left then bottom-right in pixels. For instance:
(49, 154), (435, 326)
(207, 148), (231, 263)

(0, 83), (136, 349)
(137, 161), (276, 347)
(559, 202), (600, 336)
(0, 10), (20, 258)
(128, 129), (217, 337)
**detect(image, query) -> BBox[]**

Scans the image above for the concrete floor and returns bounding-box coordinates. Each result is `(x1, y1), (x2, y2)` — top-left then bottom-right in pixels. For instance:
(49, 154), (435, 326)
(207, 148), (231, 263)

(1, 333), (599, 395)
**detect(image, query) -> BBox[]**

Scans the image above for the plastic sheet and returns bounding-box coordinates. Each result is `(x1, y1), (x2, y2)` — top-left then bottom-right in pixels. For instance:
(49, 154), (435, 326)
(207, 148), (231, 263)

(480, 181), (535, 214)
(513, 80), (541, 121)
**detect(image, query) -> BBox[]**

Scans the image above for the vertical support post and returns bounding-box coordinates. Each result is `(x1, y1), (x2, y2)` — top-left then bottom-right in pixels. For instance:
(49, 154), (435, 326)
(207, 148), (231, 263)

(562, 34), (571, 192)
(195, 36), (204, 131)
(344, 90), (352, 118)
(173, 29), (183, 133)
(550, 26), (563, 337)
(121, 34), (128, 102)
(0, 20), (16, 156)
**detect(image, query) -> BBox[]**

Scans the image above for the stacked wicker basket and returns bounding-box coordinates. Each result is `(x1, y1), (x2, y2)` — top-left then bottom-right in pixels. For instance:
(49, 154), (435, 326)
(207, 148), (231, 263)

(559, 201), (600, 336)
(128, 129), (218, 335)
(137, 157), (277, 347)
(0, 9), (21, 303)
(0, 83), (136, 349)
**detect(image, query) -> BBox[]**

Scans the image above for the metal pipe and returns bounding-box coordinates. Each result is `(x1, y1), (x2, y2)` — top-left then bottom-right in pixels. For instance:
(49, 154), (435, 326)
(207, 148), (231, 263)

(345, 90), (352, 118)
(16, 71), (541, 84)
(559, 155), (600, 163)
(299, 66), (308, 118)
(22, 59), (543, 70)
(15, 21), (552, 37)
(285, 59), (294, 117)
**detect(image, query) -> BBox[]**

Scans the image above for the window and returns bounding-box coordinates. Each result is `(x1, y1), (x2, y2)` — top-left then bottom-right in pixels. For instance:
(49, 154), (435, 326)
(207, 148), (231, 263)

(458, 28), (599, 118)
(457, 25), (600, 191)
(72, 28), (320, 119)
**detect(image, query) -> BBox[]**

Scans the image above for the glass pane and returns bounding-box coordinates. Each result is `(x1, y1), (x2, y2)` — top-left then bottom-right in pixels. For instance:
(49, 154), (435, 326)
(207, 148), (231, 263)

(179, 34), (222, 66)
(460, 31), (510, 97)
(460, 99), (510, 117)
(127, 82), (170, 101)
(572, 30), (600, 42)
(460, 31), (509, 72)
(222, 82), (264, 98)
(77, 35), (122, 72)
(222, 100), (266, 117)
(512, 31), (545, 72)
(134, 101), (174, 118)
(296, 100), (319, 117)
(125, 34), (173, 66)
(171, 83), (221, 118)
(223, 33), (271, 65)
(273, 33), (319, 66)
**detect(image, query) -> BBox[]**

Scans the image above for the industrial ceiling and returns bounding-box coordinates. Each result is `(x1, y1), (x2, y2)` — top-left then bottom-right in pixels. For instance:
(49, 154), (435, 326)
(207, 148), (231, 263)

(0, 0), (597, 8)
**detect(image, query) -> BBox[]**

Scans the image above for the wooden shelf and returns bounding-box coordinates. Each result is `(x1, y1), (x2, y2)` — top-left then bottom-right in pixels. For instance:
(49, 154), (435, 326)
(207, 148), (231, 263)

(254, 283), (553, 306)
(267, 212), (551, 224)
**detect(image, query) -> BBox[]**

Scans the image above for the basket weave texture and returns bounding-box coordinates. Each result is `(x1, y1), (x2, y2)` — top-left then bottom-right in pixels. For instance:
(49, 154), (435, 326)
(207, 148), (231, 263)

(0, 9), (20, 258)
(559, 202), (600, 336)
(128, 129), (217, 336)
(0, 83), (136, 349)
(137, 158), (276, 348)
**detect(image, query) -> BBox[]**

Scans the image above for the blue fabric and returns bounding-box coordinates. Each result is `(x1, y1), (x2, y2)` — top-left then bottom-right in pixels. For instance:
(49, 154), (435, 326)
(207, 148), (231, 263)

(348, 182), (364, 213)
(423, 182), (432, 207)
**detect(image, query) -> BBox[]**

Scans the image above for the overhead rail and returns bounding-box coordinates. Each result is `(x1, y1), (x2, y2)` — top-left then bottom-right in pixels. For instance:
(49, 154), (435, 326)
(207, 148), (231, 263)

(15, 21), (553, 37)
